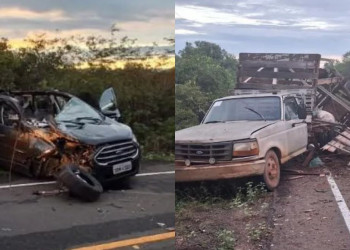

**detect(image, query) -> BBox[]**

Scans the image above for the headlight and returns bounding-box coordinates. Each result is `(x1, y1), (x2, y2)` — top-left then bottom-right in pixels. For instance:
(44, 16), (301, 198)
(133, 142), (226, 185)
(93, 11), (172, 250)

(233, 140), (259, 157)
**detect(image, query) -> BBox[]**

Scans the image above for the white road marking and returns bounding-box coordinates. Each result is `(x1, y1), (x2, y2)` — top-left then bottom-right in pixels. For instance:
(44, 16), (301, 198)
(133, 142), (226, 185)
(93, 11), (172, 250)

(0, 171), (175, 189)
(0, 181), (56, 189)
(327, 174), (350, 234)
(136, 171), (174, 177)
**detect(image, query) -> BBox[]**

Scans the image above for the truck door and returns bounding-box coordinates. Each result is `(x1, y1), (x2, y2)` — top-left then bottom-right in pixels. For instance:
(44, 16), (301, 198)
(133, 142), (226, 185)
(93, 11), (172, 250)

(283, 97), (308, 155)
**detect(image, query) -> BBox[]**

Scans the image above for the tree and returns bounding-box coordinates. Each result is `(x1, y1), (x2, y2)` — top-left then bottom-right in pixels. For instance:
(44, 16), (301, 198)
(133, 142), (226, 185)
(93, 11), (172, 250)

(175, 41), (237, 130)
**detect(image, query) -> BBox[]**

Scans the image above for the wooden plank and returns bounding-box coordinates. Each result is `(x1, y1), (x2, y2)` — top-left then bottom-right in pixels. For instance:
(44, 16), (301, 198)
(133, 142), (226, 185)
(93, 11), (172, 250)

(239, 53), (321, 62)
(335, 135), (350, 146)
(318, 77), (343, 85)
(240, 70), (318, 79)
(272, 68), (278, 85)
(241, 60), (316, 69)
(236, 83), (313, 89)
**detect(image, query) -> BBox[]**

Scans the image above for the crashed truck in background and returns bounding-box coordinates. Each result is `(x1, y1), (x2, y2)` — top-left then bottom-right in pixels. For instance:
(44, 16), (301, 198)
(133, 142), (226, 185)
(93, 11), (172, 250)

(0, 88), (141, 201)
(175, 53), (350, 189)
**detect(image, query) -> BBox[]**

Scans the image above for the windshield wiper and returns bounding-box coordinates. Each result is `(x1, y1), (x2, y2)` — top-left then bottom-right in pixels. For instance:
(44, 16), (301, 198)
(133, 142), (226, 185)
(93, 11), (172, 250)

(245, 107), (266, 121)
(75, 117), (102, 123)
(57, 120), (85, 126)
(205, 120), (225, 124)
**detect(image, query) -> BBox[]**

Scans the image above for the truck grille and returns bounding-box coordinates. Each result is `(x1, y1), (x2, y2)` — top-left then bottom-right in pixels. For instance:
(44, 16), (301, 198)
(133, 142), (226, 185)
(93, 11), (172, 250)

(175, 142), (232, 163)
(94, 140), (138, 166)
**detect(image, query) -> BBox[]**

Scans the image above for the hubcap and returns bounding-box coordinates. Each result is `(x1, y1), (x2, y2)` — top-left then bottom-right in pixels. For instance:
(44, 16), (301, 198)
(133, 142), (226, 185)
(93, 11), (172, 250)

(267, 157), (278, 180)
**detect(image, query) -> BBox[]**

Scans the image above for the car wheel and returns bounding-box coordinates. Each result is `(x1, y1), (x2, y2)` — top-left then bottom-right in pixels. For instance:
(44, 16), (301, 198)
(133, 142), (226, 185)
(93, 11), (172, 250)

(58, 164), (103, 202)
(263, 150), (280, 191)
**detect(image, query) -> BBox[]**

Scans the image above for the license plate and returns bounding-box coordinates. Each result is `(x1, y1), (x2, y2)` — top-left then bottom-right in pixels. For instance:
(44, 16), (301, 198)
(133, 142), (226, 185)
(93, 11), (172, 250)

(113, 161), (132, 175)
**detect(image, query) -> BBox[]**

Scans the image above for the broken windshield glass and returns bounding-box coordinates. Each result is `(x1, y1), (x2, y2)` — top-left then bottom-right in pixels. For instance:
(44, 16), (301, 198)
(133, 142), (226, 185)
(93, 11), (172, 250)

(55, 97), (103, 124)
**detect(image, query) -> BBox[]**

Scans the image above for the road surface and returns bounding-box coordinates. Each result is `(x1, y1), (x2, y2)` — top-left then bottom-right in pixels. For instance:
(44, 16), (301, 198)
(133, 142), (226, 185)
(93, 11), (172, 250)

(270, 155), (350, 250)
(0, 161), (174, 250)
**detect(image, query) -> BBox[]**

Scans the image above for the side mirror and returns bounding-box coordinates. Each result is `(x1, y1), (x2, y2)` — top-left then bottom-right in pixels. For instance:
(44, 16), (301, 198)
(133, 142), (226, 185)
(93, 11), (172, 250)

(99, 88), (117, 112)
(99, 88), (121, 120)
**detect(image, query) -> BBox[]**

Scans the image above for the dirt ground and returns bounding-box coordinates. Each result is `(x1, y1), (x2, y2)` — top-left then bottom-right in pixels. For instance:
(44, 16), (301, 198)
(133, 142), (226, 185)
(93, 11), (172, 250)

(175, 153), (350, 250)
(176, 179), (274, 250)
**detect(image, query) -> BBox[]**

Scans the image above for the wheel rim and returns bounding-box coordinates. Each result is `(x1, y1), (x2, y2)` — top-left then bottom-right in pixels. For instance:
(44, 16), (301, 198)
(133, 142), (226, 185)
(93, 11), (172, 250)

(266, 156), (279, 186)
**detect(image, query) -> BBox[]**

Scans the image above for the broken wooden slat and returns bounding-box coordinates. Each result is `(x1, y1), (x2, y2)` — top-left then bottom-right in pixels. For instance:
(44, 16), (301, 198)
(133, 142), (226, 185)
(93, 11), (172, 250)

(241, 60), (316, 69)
(240, 70), (318, 79)
(318, 77), (343, 85)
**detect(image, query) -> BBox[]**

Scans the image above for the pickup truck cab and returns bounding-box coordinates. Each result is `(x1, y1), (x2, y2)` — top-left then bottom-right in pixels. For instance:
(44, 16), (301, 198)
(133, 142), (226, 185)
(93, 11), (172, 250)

(175, 93), (308, 190)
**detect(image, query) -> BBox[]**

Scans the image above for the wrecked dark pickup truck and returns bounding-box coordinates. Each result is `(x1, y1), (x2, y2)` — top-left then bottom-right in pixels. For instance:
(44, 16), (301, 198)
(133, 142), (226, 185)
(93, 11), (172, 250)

(0, 88), (140, 201)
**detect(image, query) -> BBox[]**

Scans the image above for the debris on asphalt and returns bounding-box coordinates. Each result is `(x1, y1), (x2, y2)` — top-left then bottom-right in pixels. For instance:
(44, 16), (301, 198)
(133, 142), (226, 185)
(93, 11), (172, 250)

(157, 222), (166, 228)
(285, 176), (305, 181)
(33, 189), (68, 196)
(282, 169), (320, 176)
(302, 144), (316, 167)
(309, 157), (325, 168)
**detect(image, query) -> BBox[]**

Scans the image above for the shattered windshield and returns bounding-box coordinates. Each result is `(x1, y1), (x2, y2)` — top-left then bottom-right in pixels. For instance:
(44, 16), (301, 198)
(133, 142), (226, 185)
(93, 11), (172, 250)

(203, 96), (281, 123)
(55, 97), (103, 123)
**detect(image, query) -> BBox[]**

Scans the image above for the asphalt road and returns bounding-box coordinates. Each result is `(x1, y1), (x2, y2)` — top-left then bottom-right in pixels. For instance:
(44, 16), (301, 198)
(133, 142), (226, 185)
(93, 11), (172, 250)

(0, 161), (175, 250)
(270, 156), (350, 250)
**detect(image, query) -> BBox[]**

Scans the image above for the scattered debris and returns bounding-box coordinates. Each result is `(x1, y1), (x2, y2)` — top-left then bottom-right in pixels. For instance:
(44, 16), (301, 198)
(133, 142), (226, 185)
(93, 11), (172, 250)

(33, 188), (68, 196)
(302, 144), (316, 167)
(157, 222), (166, 228)
(285, 176), (305, 181)
(309, 157), (325, 168)
(282, 169), (320, 176)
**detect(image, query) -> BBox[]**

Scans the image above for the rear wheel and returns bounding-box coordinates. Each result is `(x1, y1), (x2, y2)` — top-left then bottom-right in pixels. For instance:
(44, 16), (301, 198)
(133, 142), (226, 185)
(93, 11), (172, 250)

(263, 150), (280, 191)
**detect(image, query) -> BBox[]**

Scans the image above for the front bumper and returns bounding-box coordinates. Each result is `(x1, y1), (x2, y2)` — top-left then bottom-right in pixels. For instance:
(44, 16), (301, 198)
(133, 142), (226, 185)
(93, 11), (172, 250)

(92, 147), (141, 185)
(175, 159), (265, 182)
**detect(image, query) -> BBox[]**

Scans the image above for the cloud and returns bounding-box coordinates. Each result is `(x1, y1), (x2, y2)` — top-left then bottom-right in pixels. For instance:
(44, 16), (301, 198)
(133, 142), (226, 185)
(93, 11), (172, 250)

(176, 5), (285, 26)
(0, 1), (174, 47)
(175, 29), (205, 35)
(0, 7), (70, 21)
(175, 0), (350, 57)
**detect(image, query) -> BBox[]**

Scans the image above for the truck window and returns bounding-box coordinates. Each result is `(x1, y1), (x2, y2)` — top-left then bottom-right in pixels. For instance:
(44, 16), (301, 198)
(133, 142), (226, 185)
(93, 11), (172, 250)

(284, 98), (299, 120)
(203, 96), (281, 123)
(0, 103), (19, 128)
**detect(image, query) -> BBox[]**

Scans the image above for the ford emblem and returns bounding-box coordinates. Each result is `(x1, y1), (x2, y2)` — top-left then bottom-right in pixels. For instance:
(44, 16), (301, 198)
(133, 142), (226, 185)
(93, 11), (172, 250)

(196, 150), (203, 155)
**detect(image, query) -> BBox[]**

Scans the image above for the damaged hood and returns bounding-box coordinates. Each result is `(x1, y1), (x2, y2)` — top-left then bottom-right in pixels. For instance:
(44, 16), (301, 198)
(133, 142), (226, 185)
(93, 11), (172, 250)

(175, 121), (277, 143)
(58, 119), (133, 145)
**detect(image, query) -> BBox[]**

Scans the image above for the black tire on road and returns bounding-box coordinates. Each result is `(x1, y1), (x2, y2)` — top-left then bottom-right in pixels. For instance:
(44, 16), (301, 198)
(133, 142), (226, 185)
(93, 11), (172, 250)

(58, 164), (103, 202)
(263, 150), (281, 191)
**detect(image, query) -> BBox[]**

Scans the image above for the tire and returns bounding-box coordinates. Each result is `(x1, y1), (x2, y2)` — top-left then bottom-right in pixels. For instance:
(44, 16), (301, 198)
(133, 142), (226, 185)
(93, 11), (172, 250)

(263, 150), (280, 191)
(58, 164), (103, 202)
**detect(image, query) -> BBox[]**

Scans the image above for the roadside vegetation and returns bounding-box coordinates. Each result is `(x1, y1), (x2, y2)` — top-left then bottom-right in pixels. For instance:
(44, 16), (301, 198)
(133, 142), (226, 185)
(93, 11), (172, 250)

(0, 31), (174, 159)
(175, 180), (273, 249)
(175, 41), (237, 130)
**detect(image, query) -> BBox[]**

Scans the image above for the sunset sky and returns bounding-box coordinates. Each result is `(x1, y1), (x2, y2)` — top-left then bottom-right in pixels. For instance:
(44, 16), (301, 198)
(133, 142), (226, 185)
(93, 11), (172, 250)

(0, 0), (174, 67)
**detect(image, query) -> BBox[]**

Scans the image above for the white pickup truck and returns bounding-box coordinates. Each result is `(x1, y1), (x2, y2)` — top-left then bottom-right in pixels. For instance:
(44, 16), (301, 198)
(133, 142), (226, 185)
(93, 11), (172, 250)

(175, 93), (308, 190)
